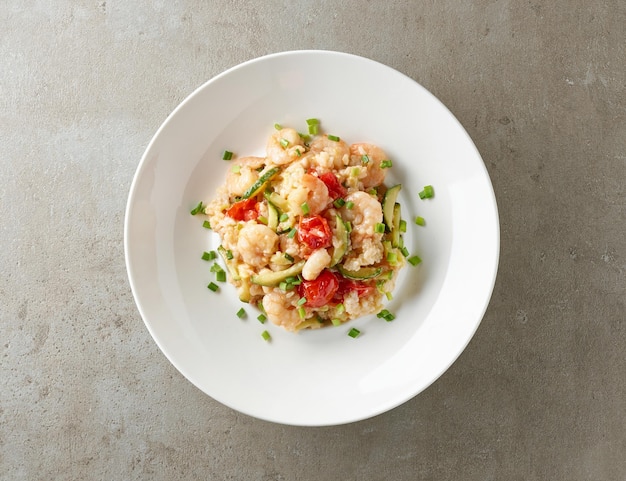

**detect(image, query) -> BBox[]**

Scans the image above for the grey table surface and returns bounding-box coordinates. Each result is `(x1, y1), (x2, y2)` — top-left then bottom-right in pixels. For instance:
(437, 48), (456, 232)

(2, 1), (625, 480)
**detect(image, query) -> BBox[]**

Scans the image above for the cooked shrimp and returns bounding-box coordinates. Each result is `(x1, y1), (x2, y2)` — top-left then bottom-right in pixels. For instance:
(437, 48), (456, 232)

(237, 223), (279, 268)
(262, 291), (303, 331)
(349, 143), (388, 189)
(302, 248), (331, 281)
(267, 128), (306, 165)
(287, 173), (330, 215)
(224, 156), (264, 198)
(309, 135), (350, 170)
(340, 191), (384, 269)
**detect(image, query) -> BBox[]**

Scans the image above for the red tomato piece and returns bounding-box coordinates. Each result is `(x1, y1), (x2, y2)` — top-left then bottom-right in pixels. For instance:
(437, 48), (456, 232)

(318, 172), (347, 200)
(297, 215), (332, 251)
(225, 198), (258, 221)
(334, 277), (376, 301)
(298, 269), (339, 308)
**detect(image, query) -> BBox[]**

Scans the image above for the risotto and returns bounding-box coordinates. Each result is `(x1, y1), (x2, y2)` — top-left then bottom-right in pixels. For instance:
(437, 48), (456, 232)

(204, 122), (407, 332)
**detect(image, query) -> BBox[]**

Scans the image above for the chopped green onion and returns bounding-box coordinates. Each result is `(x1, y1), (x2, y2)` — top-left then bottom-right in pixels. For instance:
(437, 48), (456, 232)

(301, 202), (310, 215)
(361, 155), (370, 164)
(384, 312), (395, 322)
(387, 251), (398, 265)
(336, 303), (345, 314)
(345, 201), (354, 210)
(333, 198), (346, 208)
(258, 314), (267, 324)
(284, 253), (294, 262)
(306, 118), (320, 126)
(368, 187), (378, 196)
(202, 220), (211, 229)
(207, 282), (219, 292)
(408, 255), (422, 266)
(418, 185), (434, 199)
(415, 216), (426, 226)
(308, 123), (319, 135)
(279, 138), (290, 148)
(279, 281), (288, 291)
(351, 167), (360, 177)
(295, 148), (302, 157)
(327, 134), (340, 142)
(298, 306), (306, 319)
(261, 330), (271, 341)
(201, 251), (216, 261)
(210, 263), (224, 273)
(377, 309), (390, 318)
(236, 308), (246, 319)
(298, 132), (312, 143)
(348, 328), (361, 338)
(297, 297), (307, 306)
(401, 246), (410, 258)
(225, 250), (234, 260)
(222, 150), (233, 160)
(216, 270), (226, 282)
(385, 292), (393, 301)
(279, 213), (289, 223)
(274, 123), (283, 130)
(231, 165), (241, 174)
(190, 201), (205, 215)
(399, 220), (407, 232)
(331, 318), (342, 326)
(374, 222), (386, 234)
(380, 159), (393, 169)
(287, 227), (297, 238)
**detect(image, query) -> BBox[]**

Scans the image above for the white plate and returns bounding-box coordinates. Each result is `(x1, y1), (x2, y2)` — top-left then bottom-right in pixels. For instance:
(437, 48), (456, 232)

(124, 50), (499, 426)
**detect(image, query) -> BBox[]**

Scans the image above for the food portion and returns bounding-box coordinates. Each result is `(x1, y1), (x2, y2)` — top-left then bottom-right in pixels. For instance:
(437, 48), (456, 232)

(204, 122), (408, 332)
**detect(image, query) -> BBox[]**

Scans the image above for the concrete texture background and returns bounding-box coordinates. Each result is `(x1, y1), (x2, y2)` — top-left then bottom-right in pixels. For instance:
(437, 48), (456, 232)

(1, 1), (625, 479)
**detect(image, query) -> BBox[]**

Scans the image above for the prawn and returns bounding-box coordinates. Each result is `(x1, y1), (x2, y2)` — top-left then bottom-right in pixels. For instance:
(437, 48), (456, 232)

(224, 156), (265, 198)
(349, 143), (388, 189)
(302, 248), (331, 281)
(287, 173), (330, 215)
(237, 223), (279, 268)
(262, 291), (303, 331)
(266, 128), (306, 165)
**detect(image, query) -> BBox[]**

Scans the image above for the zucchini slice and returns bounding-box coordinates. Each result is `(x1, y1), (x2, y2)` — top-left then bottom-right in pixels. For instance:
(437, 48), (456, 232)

(330, 214), (349, 266)
(250, 260), (306, 287)
(241, 167), (280, 200)
(391, 202), (401, 248)
(382, 184), (401, 229)
(267, 202), (279, 231)
(336, 264), (382, 280)
(217, 245), (241, 281)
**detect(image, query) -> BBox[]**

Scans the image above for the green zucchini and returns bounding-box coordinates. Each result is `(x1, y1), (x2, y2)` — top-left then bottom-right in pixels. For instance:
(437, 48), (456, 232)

(241, 167), (280, 200)
(330, 215), (349, 266)
(267, 202), (279, 231)
(217, 245), (241, 281)
(238, 277), (252, 303)
(382, 184), (401, 229)
(250, 260), (306, 287)
(391, 202), (401, 248)
(336, 264), (382, 280)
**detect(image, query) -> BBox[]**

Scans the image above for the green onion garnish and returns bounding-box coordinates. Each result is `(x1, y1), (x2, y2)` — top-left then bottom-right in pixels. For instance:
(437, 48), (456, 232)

(274, 123), (283, 130)
(331, 318), (341, 326)
(287, 227), (297, 238)
(385, 292), (393, 301)
(336, 303), (345, 314)
(301, 202), (310, 215)
(377, 309), (390, 318)
(279, 281), (288, 291)
(348, 328), (360, 338)
(236, 308), (246, 319)
(401, 246), (410, 258)
(361, 155), (370, 164)
(202, 220), (211, 229)
(284, 253), (294, 262)
(380, 159), (392, 169)
(374, 223), (386, 234)
(327, 134), (340, 142)
(346, 201), (355, 210)
(298, 306), (306, 319)
(387, 251), (398, 265)
(418, 185), (434, 199)
(258, 314), (267, 324)
(210, 263), (224, 273)
(261, 330), (271, 341)
(295, 148), (302, 157)
(279, 138), (290, 148)
(415, 216), (426, 226)
(279, 213), (289, 223)
(216, 270), (226, 282)
(222, 150), (233, 160)
(306, 118), (319, 126)
(231, 165), (241, 174)
(207, 282), (219, 292)
(399, 220), (407, 232)
(190, 201), (205, 215)
(368, 187), (378, 196)
(408, 255), (422, 266)
(297, 297), (307, 306)
(202, 251), (216, 261)
(225, 250), (234, 260)
(351, 167), (360, 177)
(333, 198), (346, 208)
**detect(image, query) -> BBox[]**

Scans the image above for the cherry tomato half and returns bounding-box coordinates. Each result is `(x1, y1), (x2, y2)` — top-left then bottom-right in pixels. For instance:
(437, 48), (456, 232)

(297, 215), (332, 251)
(334, 277), (376, 302)
(225, 198), (258, 221)
(318, 172), (347, 200)
(298, 269), (339, 308)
